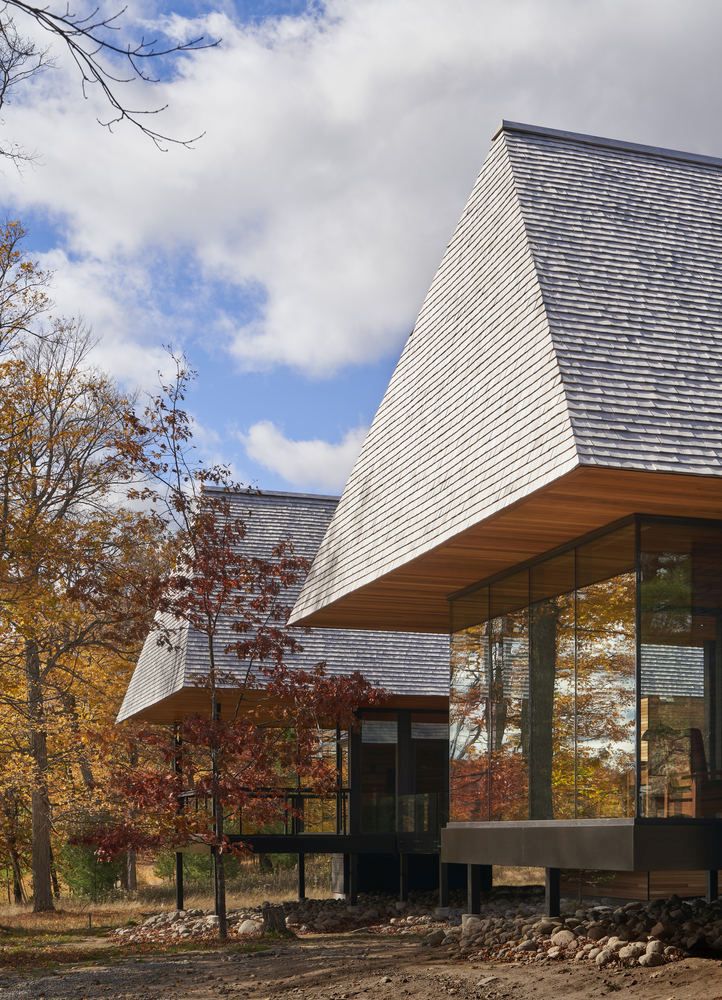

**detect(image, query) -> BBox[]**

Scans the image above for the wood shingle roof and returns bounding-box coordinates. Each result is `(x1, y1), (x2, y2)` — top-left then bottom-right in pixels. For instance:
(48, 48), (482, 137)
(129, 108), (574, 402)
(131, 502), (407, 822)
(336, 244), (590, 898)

(117, 490), (449, 722)
(290, 122), (722, 633)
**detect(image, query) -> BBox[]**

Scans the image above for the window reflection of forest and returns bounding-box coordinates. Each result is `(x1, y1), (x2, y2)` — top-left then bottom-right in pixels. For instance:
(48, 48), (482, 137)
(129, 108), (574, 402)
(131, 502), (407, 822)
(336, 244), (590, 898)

(640, 521), (722, 819)
(450, 524), (636, 821)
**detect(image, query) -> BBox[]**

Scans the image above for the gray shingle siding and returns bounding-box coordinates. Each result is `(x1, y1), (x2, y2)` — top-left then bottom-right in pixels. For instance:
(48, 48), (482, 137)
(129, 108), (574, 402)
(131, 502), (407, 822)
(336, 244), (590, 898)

(292, 129), (578, 623)
(291, 122), (722, 625)
(507, 128), (722, 474)
(117, 491), (449, 722)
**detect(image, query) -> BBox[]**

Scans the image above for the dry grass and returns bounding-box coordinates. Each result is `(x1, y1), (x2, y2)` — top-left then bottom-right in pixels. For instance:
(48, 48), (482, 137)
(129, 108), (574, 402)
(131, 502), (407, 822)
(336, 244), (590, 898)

(494, 866), (545, 887)
(0, 855), (332, 938)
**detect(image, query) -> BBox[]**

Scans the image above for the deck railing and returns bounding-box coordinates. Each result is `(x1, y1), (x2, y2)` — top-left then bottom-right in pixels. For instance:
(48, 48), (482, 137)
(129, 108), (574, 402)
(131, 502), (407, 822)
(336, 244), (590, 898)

(179, 789), (442, 839)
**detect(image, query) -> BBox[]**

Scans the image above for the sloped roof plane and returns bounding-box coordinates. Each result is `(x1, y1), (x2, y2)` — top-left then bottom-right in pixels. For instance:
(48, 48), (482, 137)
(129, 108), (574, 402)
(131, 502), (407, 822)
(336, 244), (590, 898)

(117, 491), (448, 723)
(290, 122), (722, 633)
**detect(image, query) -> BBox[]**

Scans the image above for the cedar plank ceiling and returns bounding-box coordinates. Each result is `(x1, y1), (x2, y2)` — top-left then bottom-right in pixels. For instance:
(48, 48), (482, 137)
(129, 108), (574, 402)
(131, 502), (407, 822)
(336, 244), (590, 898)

(290, 122), (722, 634)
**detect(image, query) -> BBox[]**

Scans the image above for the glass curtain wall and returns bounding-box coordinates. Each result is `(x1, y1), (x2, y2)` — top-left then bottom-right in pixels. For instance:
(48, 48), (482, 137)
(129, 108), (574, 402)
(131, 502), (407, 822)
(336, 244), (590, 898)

(450, 523), (636, 821)
(360, 713), (397, 832)
(640, 521), (722, 818)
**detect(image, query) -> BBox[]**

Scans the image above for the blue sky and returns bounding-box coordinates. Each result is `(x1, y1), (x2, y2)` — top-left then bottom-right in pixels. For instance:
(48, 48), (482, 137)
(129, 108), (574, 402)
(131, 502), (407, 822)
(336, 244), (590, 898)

(6, 0), (722, 494)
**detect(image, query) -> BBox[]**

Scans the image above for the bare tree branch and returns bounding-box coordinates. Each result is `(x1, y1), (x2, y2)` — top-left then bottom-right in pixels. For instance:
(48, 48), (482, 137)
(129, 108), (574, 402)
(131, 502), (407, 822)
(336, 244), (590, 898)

(0, 0), (219, 158)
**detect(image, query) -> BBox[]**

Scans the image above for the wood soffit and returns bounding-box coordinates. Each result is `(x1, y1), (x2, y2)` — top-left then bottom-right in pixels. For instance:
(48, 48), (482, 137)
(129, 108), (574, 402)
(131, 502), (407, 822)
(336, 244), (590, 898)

(123, 688), (449, 726)
(292, 466), (722, 634)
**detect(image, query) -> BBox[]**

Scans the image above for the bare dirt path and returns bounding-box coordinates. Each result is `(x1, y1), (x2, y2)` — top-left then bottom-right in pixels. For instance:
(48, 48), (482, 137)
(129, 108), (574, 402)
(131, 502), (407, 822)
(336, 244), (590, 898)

(1, 933), (722, 1000)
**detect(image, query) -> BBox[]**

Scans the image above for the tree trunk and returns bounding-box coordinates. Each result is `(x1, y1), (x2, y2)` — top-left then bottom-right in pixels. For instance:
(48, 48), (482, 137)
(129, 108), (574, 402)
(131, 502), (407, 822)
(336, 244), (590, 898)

(529, 604), (558, 820)
(211, 700), (227, 940)
(12, 861), (25, 904)
(60, 691), (95, 791)
(126, 850), (137, 892)
(261, 902), (292, 936)
(25, 641), (54, 912)
(49, 845), (60, 899)
(1, 791), (26, 904)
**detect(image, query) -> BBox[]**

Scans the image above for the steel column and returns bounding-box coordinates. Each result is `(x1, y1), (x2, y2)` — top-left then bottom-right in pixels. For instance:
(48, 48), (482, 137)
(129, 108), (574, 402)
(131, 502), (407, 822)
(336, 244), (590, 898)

(399, 853), (409, 902)
(348, 853), (359, 905)
(438, 860), (449, 908)
(298, 853), (306, 901)
(707, 869), (719, 903)
(545, 867), (561, 917)
(467, 864), (481, 914)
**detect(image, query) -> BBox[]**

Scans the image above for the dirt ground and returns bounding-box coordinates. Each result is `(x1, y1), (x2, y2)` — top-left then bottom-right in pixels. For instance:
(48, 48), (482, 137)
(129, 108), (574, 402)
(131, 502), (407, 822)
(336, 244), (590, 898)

(1, 932), (722, 1000)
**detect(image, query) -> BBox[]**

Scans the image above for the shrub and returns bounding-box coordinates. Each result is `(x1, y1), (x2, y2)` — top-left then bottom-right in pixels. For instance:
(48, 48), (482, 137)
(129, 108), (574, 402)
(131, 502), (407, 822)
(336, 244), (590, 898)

(57, 843), (124, 901)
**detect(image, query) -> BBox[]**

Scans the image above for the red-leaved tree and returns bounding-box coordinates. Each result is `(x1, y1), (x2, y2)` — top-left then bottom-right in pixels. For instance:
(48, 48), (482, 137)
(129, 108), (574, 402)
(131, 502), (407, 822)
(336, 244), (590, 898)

(109, 354), (384, 938)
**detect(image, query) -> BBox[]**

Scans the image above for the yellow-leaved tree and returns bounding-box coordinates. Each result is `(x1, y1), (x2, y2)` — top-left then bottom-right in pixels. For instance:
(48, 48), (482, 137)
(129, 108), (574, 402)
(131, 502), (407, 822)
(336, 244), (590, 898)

(0, 225), (166, 910)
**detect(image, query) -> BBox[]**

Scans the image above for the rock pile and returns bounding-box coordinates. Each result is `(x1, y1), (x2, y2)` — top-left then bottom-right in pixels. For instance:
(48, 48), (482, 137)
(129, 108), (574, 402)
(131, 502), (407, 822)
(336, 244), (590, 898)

(113, 908), (264, 944)
(112, 894), (437, 945)
(423, 893), (722, 968)
(114, 889), (722, 969)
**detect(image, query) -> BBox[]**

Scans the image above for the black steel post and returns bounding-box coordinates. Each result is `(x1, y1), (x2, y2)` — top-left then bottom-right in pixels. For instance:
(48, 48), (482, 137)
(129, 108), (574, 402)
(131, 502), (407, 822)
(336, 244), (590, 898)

(336, 723), (344, 834)
(298, 853), (306, 901)
(480, 864), (492, 894)
(396, 709), (414, 830)
(399, 853), (409, 902)
(348, 853), (359, 905)
(438, 860), (449, 909)
(343, 853), (351, 897)
(545, 867), (561, 917)
(467, 864), (481, 915)
(173, 725), (184, 911)
(707, 869), (719, 903)
(175, 851), (184, 912)
(349, 721), (362, 836)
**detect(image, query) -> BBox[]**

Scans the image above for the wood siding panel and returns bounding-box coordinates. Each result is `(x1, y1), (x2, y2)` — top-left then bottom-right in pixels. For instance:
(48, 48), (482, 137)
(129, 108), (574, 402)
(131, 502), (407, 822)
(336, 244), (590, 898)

(561, 869), (711, 901)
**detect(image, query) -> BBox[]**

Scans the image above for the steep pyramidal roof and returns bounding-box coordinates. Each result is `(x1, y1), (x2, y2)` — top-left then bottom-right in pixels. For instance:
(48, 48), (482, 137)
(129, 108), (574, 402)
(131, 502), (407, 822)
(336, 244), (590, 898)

(117, 490), (448, 722)
(291, 122), (722, 633)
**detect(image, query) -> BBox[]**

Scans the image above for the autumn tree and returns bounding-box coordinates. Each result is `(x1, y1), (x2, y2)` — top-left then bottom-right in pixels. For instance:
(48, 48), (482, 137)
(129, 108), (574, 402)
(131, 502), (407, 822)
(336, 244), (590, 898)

(0, 220), (49, 355)
(0, 327), (164, 910)
(111, 355), (384, 938)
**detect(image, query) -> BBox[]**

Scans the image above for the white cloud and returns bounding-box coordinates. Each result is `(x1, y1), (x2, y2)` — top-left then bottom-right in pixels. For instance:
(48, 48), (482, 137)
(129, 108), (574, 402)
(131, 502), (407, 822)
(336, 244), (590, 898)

(35, 250), (174, 389)
(5, 0), (722, 377)
(239, 420), (367, 492)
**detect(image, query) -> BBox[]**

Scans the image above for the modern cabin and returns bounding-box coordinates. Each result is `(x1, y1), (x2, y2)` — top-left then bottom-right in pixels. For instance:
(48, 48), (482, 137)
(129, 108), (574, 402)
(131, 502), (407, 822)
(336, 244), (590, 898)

(118, 490), (453, 904)
(290, 122), (722, 915)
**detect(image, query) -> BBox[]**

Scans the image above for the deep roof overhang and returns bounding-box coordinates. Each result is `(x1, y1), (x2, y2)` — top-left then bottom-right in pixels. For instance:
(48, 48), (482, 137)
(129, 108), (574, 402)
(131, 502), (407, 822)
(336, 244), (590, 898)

(292, 465), (722, 634)
(117, 685), (448, 725)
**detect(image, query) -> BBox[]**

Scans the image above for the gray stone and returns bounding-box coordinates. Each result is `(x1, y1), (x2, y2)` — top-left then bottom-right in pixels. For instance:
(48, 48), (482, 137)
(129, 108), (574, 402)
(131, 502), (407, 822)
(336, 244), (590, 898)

(595, 949), (614, 967)
(618, 942), (646, 960)
(550, 929), (576, 947)
(638, 952), (665, 967)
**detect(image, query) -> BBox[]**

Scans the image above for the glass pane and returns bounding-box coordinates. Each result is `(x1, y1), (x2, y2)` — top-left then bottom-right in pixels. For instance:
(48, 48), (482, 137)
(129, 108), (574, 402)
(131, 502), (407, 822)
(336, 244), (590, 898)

(360, 712), (397, 833)
(450, 586), (490, 821)
(489, 570), (530, 820)
(576, 526), (636, 818)
(640, 520), (722, 819)
(530, 551), (575, 819)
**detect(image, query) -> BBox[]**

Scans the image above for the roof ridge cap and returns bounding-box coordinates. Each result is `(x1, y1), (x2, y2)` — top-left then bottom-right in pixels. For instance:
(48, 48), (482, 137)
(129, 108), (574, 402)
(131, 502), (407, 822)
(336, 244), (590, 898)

(494, 120), (722, 170)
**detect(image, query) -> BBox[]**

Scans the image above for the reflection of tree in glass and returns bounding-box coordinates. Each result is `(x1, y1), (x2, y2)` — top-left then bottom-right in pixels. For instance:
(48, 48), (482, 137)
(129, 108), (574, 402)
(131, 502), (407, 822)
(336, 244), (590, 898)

(450, 626), (490, 821)
(575, 572), (636, 817)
